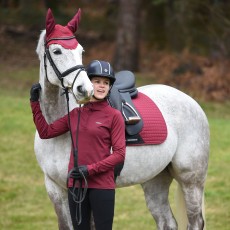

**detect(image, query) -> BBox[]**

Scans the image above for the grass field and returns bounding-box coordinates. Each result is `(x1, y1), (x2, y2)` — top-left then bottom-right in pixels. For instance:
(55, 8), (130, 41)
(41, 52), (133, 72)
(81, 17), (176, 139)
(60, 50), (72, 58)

(0, 66), (230, 229)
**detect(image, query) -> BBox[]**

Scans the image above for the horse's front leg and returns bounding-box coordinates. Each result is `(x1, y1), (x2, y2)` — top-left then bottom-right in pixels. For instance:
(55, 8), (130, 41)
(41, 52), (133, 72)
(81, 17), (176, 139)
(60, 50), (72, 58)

(44, 175), (73, 230)
(141, 168), (178, 230)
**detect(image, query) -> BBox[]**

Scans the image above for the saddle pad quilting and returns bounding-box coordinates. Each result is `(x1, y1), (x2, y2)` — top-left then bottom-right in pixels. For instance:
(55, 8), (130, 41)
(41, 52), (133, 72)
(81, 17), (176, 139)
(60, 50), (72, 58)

(129, 92), (167, 145)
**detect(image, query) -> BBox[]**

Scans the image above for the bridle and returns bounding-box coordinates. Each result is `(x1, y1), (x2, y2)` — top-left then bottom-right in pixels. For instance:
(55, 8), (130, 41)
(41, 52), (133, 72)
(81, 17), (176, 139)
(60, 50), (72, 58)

(44, 36), (88, 225)
(43, 36), (85, 89)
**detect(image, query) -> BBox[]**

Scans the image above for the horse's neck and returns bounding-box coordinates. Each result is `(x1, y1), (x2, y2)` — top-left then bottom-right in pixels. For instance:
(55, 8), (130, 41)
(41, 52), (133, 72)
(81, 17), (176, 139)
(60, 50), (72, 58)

(39, 78), (76, 124)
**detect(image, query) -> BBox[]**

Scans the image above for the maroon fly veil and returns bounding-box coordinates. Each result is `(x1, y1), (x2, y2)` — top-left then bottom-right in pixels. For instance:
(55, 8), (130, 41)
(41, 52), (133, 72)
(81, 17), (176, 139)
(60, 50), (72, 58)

(45, 8), (81, 49)
(43, 8), (85, 88)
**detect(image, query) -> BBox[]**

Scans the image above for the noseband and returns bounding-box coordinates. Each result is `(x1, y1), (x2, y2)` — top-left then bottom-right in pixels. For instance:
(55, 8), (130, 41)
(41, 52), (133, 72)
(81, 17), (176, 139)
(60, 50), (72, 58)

(44, 36), (85, 89)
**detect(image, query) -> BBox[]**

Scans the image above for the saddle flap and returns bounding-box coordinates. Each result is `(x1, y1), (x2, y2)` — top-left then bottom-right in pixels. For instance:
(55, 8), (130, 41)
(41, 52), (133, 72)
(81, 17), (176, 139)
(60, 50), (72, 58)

(108, 70), (143, 136)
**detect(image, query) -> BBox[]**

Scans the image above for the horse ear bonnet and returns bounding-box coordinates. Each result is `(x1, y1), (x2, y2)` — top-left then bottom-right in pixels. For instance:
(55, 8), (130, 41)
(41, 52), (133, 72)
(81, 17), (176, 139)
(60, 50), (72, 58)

(67, 8), (81, 33)
(45, 8), (81, 49)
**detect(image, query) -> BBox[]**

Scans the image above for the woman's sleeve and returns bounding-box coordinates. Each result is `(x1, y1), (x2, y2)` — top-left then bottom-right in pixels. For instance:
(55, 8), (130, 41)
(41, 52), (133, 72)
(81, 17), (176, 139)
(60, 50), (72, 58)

(87, 110), (126, 175)
(30, 101), (69, 139)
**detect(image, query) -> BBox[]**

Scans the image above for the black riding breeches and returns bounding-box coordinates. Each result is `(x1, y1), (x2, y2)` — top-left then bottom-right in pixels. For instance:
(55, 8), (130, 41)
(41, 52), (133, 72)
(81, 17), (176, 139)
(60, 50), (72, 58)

(68, 188), (115, 230)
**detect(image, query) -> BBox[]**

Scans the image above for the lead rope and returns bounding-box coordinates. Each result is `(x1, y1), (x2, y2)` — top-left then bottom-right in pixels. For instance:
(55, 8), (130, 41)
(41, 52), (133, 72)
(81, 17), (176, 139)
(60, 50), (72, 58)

(64, 88), (88, 226)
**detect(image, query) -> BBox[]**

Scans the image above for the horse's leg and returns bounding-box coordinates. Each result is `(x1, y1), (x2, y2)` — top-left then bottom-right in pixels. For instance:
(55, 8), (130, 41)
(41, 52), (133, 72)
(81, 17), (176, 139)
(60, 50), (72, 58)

(173, 176), (205, 230)
(141, 167), (178, 230)
(182, 183), (204, 230)
(44, 175), (73, 230)
(169, 158), (208, 229)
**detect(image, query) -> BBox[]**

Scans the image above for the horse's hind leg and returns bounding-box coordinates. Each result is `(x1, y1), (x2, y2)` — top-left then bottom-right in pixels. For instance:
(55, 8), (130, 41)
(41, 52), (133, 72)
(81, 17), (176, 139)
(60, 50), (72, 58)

(141, 167), (177, 230)
(181, 182), (205, 230)
(169, 156), (208, 229)
(44, 175), (73, 230)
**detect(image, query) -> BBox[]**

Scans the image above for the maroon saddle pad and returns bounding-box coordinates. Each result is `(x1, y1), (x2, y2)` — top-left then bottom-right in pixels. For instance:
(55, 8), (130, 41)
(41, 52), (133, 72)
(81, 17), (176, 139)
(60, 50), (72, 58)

(127, 92), (168, 146)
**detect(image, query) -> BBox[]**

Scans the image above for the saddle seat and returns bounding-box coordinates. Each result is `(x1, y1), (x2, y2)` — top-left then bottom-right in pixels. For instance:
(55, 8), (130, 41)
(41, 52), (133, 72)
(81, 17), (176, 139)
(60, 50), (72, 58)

(108, 70), (143, 136)
(113, 70), (138, 98)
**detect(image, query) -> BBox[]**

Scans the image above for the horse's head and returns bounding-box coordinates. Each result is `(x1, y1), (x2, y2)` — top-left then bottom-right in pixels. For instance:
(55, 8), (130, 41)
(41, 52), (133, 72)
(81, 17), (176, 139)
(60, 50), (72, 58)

(36, 8), (93, 104)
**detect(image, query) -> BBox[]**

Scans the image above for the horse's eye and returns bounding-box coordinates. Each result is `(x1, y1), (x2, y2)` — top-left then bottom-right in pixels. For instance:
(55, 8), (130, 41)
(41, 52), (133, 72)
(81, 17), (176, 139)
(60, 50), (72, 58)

(53, 48), (62, 55)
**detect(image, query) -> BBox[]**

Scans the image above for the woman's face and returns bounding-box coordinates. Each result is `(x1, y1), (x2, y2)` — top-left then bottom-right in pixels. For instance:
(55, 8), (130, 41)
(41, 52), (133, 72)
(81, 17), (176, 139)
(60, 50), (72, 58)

(90, 76), (110, 102)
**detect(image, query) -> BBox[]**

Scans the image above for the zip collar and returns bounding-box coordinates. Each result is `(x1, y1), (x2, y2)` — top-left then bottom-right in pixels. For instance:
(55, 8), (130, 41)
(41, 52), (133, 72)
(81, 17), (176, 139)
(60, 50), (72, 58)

(83, 100), (109, 111)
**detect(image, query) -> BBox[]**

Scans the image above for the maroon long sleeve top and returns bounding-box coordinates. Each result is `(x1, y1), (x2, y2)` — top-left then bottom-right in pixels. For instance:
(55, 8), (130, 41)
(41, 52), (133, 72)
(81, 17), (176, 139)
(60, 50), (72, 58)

(31, 100), (126, 189)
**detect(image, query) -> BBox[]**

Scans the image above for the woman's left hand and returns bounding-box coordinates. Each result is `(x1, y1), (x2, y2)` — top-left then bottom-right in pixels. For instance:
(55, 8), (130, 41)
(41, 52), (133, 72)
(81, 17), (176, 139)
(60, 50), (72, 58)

(78, 165), (89, 178)
(68, 165), (88, 180)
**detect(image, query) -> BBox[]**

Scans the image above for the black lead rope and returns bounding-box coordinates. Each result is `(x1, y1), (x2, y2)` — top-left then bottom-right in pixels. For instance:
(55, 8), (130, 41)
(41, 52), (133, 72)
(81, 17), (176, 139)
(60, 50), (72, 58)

(64, 89), (88, 226)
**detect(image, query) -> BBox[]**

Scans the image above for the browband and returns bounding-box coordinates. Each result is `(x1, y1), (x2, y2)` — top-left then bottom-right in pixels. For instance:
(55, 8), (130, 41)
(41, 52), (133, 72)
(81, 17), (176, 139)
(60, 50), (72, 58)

(45, 36), (76, 47)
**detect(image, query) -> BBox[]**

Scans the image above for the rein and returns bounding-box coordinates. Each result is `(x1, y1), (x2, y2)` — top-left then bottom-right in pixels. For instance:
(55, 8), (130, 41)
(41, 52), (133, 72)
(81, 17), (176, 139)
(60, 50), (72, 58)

(44, 36), (88, 225)
(64, 89), (88, 226)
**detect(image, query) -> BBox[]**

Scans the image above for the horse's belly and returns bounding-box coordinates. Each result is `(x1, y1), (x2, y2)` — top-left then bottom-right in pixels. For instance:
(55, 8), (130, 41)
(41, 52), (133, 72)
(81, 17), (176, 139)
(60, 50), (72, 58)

(116, 125), (178, 187)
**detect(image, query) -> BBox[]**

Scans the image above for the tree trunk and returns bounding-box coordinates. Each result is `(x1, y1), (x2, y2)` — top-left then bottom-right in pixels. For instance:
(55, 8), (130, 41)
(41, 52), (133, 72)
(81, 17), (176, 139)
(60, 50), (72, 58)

(113, 0), (140, 71)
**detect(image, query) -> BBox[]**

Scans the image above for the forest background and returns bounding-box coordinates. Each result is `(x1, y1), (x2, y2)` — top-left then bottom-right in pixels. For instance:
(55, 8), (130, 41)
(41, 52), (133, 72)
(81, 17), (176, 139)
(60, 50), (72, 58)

(0, 0), (230, 229)
(0, 0), (230, 102)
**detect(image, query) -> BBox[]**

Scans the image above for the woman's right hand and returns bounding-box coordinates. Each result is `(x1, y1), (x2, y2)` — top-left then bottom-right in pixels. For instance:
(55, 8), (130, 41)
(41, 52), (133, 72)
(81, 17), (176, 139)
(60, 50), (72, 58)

(30, 83), (41, 102)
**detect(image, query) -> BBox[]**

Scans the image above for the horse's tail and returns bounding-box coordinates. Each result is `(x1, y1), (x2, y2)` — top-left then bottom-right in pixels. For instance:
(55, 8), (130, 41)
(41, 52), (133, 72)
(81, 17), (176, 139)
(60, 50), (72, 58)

(174, 183), (188, 230)
(174, 183), (206, 230)
(202, 192), (206, 230)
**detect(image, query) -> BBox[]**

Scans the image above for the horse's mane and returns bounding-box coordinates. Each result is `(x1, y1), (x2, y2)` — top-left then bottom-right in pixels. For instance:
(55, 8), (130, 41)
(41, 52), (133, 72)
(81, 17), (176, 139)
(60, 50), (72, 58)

(36, 30), (46, 61)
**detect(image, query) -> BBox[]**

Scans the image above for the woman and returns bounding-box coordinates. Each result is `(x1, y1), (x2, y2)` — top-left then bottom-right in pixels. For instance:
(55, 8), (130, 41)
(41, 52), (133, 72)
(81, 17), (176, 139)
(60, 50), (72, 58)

(30, 60), (126, 230)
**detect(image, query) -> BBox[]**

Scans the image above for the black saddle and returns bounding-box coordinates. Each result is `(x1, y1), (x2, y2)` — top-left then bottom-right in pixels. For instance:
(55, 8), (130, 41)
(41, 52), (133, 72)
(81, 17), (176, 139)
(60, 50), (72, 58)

(108, 70), (143, 138)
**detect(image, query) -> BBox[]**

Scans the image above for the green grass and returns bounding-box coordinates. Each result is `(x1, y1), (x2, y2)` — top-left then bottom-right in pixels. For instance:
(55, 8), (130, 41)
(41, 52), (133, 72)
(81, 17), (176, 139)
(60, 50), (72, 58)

(0, 67), (230, 229)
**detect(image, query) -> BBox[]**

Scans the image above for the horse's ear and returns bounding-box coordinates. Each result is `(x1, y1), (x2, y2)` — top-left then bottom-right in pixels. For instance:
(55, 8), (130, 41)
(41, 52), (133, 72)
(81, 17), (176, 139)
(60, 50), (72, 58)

(46, 8), (56, 37)
(66, 8), (81, 33)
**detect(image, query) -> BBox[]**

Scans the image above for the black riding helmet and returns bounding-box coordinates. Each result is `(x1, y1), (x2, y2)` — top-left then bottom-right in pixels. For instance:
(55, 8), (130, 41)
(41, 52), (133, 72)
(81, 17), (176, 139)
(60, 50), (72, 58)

(86, 60), (116, 86)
